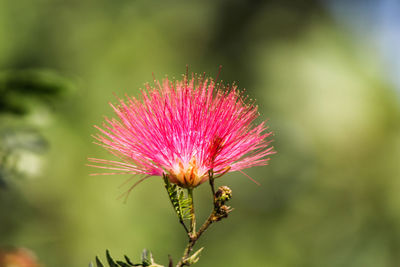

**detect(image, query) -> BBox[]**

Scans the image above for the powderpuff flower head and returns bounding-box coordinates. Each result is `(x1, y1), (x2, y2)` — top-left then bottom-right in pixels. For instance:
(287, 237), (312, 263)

(89, 73), (274, 188)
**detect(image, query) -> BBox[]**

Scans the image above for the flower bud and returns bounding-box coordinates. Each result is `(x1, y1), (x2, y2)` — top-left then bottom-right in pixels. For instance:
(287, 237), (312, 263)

(215, 185), (232, 205)
(212, 205), (233, 221)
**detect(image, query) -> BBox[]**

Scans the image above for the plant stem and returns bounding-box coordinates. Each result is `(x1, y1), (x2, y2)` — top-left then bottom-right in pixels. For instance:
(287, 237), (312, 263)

(179, 217), (190, 234)
(187, 188), (196, 238)
(176, 172), (231, 267)
(208, 170), (217, 208)
(176, 173), (219, 267)
(176, 212), (216, 267)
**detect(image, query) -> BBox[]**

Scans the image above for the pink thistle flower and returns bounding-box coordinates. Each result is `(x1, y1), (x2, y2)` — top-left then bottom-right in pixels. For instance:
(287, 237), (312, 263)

(89, 74), (275, 188)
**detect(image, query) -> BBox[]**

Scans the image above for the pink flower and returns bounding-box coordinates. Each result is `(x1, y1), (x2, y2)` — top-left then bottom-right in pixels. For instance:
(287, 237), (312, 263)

(89, 74), (274, 188)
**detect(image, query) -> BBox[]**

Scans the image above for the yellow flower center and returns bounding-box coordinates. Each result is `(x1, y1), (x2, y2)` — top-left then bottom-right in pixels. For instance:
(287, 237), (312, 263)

(167, 157), (207, 188)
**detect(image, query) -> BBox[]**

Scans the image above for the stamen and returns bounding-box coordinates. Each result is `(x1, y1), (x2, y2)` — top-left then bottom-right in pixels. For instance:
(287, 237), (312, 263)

(239, 170), (261, 186)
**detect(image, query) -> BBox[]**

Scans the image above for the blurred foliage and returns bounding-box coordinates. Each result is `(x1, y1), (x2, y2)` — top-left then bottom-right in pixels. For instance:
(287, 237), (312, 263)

(0, 70), (72, 115)
(0, 127), (47, 186)
(0, 70), (73, 187)
(0, 0), (400, 267)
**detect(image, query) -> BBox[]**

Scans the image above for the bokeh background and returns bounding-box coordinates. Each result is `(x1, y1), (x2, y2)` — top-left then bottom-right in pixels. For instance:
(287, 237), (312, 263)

(1, 0), (400, 266)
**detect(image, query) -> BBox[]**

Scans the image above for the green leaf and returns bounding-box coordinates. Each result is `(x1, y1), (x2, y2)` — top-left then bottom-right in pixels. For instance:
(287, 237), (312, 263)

(124, 255), (137, 266)
(95, 256), (105, 267)
(178, 189), (191, 220)
(94, 250), (163, 267)
(106, 250), (119, 267)
(116, 261), (132, 267)
(168, 255), (173, 267)
(163, 176), (191, 221)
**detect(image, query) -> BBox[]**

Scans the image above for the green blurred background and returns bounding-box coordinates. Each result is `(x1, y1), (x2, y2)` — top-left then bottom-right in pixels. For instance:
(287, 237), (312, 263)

(1, 0), (400, 266)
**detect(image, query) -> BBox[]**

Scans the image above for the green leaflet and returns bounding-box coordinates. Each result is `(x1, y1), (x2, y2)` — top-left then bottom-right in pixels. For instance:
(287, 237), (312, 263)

(163, 176), (191, 221)
(106, 250), (119, 267)
(93, 250), (141, 267)
(95, 257), (104, 267)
